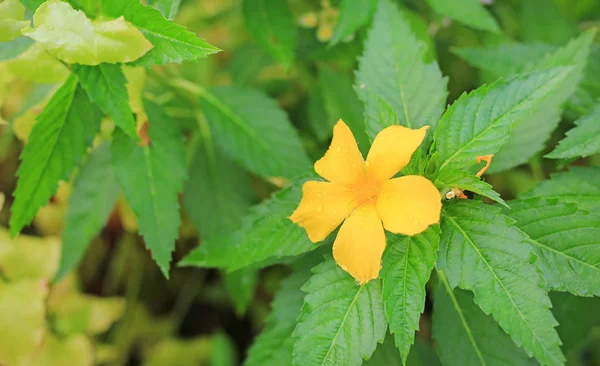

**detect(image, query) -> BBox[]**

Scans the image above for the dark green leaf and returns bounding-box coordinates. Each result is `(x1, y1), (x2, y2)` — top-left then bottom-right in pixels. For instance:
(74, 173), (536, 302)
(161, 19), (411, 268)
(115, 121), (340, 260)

(520, 0), (576, 45)
(224, 269), (258, 316)
(551, 292), (600, 354)
(546, 102), (600, 159)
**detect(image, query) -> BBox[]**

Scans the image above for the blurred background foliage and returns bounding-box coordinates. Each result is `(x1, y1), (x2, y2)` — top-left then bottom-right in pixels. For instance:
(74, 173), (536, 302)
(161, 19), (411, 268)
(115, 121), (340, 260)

(1, 0), (600, 365)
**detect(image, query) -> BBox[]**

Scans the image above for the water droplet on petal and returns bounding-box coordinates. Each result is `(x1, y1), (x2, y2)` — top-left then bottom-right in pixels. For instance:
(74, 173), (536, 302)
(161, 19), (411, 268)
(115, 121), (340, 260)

(336, 146), (342, 152)
(341, 264), (348, 271)
(317, 206), (323, 212)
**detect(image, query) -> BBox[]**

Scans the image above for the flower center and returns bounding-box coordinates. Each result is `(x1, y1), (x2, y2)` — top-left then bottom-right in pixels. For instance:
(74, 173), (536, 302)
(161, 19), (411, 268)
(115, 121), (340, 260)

(353, 178), (382, 205)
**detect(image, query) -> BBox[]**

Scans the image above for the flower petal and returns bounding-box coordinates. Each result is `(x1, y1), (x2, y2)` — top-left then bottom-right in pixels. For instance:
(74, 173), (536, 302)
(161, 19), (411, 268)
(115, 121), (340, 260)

(289, 181), (360, 242)
(366, 125), (428, 183)
(314, 119), (365, 186)
(376, 176), (441, 236)
(332, 203), (386, 284)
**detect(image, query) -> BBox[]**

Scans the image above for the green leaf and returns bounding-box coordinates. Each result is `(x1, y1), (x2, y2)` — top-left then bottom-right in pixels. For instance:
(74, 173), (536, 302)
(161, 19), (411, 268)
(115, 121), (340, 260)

(380, 227), (439, 364)
(6, 43), (70, 84)
(521, 166), (600, 214)
(365, 333), (442, 366)
(24, 0), (153, 65)
(434, 168), (506, 206)
(357, 0), (447, 136)
(0, 0), (30, 42)
(425, 0), (500, 33)
(550, 292), (600, 354)
(330, 0), (377, 45)
(211, 332), (237, 366)
(179, 173), (318, 271)
(198, 86), (310, 179)
(227, 43), (274, 86)
(183, 128), (254, 239)
(520, 0), (576, 45)
(490, 30), (595, 172)
(293, 257), (386, 366)
(438, 200), (564, 366)
(242, 0), (296, 69)
(75, 64), (137, 137)
(224, 268), (258, 316)
(546, 102), (600, 159)
(32, 334), (94, 366)
(57, 143), (120, 281)
(148, 0), (181, 20)
(504, 197), (600, 297)
(245, 264), (315, 366)
(569, 45), (600, 116)
(111, 99), (187, 277)
(0, 229), (60, 281)
(10, 74), (103, 237)
(102, 0), (220, 66)
(430, 67), (571, 176)
(433, 272), (531, 366)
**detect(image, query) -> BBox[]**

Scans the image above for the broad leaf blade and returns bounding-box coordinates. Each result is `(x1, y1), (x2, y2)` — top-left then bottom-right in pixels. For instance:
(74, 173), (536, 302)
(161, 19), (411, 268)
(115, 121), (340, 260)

(75, 64), (137, 136)
(505, 197), (600, 297)
(550, 292), (600, 354)
(224, 269), (258, 316)
(546, 102), (600, 159)
(330, 0), (377, 45)
(438, 200), (564, 366)
(198, 86), (310, 179)
(293, 257), (386, 366)
(10, 74), (103, 236)
(434, 168), (506, 206)
(102, 0), (221, 66)
(111, 99), (187, 277)
(242, 0), (296, 69)
(433, 272), (531, 366)
(57, 143), (120, 281)
(381, 227), (439, 363)
(426, 0), (500, 33)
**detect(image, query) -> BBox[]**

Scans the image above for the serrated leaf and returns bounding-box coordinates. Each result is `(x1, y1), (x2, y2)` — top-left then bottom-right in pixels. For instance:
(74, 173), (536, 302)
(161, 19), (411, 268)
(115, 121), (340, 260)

(57, 143), (120, 281)
(438, 200), (564, 366)
(330, 0), (377, 45)
(198, 86), (310, 179)
(505, 197), (600, 297)
(179, 173), (318, 271)
(242, 0), (296, 69)
(245, 264), (315, 366)
(293, 257), (386, 366)
(224, 268), (258, 316)
(433, 272), (531, 366)
(430, 67), (571, 176)
(75, 64), (137, 137)
(546, 102), (600, 159)
(550, 292), (600, 354)
(10, 74), (103, 237)
(380, 227), (439, 364)
(182, 134), (254, 239)
(24, 0), (153, 65)
(521, 166), (600, 214)
(434, 168), (506, 206)
(356, 0), (447, 136)
(102, 0), (221, 66)
(426, 0), (499, 33)
(0, 0), (30, 42)
(6, 43), (69, 84)
(111, 99), (186, 277)
(148, 0), (181, 20)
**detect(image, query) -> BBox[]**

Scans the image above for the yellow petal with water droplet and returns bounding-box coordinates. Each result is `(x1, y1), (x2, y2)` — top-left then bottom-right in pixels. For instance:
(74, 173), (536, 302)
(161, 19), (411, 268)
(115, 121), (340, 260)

(376, 175), (441, 236)
(289, 181), (360, 242)
(314, 119), (366, 187)
(366, 125), (428, 183)
(332, 203), (385, 284)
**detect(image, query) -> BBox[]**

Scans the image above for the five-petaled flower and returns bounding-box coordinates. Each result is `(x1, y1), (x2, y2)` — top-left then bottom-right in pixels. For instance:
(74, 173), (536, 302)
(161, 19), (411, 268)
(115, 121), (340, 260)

(290, 120), (442, 284)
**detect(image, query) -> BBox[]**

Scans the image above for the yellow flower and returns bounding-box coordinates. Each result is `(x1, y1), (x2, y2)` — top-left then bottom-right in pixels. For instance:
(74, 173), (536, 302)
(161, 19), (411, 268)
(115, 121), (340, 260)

(290, 120), (442, 284)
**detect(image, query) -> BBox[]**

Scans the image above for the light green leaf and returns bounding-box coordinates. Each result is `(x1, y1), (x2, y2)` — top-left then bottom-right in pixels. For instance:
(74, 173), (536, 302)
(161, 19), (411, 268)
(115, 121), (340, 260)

(569, 45), (600, 116)
(520, 166), (600, 214)
(198, 86), (310, 179)
(380, 227), (439, 364)
(102, 0), (221, 66)
(57, 143), (120, 281)
(0, 0), (30, 42)
(505, 197), (600, 297)
(293, 257), (386, 366)
(433, 272), (531, 366)
(430, 67), (571, 176)
(307, 83), (330, 142)
(550, 292), (600, 354)
(438, 200), (564, 366)
(32, 334), (94, 366)
(434, 168), (506, 206)
(546, 102), (600, 159)
(211, 332), (237, 366)
(0, 229), (60, 281)
(224, 268), (258, 316)
(24, 0), (153, 65)
(148, 0), (181, 20)
(111, 99), (187, 277)
(426, 0), (500, 33)
(179, 173), (318, 271)
(6, 43), (69, 84)
(182, 131), (254, 239)
(490, 30), (595, 172)
(242, 0), (296, 69)
(245, 264), (315, 366)
(330, 0), (377, 45)
(520, 0), (576, 45)
(10, 74), (103, 237)
(75, 64), (137, 137)
(357, 0), (447, 136)
(0, 36), (34, 61)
